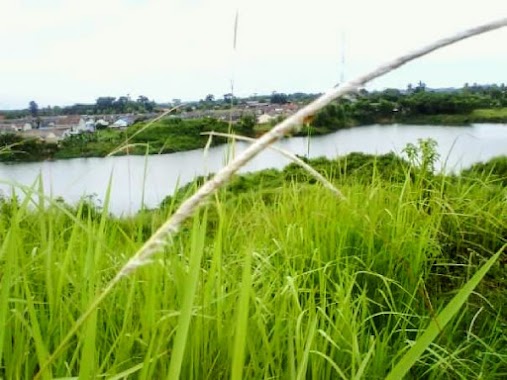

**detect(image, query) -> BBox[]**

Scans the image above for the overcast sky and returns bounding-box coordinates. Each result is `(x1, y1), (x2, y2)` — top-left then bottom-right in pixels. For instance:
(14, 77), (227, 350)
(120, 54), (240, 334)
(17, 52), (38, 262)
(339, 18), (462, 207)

(1, 0), (506, 109)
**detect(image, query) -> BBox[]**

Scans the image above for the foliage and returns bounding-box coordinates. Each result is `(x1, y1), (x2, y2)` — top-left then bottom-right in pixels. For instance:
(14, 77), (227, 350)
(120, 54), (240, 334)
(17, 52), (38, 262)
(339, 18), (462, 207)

(471, 107), (507, 122)
(3, 83), (507, 163)
(403, 138), (439, 175)
(309, 84), (507, 131)
(127, 117), (232, 154)
(0, 117), (251, 161)
(93, 95), (156, 114)
(161, 149), (421, 208)
(3, 83), (507, 119)
(236, 114), (256, 135)
(0, 133), (58, 162)
(311, 103), (348, 131)
(462, 155), (507, 186)
(0, 153), (505, 378)
(270, 92), (289, 104)
(29, 100), (39, 118)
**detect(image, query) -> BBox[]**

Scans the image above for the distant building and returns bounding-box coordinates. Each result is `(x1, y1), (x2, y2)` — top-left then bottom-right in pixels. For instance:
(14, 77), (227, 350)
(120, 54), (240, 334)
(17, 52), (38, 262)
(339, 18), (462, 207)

(55, 115), (81, 128)
(74, 118), (89, 132)
(44, 132), (59, 144)
(245, 101), (269, 108)
(84, 118), (96, 132)
(257, 114), (275, 124)
(111, 119), (128, 128)
(95, 119), (109, 128)
(111, 115), (135, 128)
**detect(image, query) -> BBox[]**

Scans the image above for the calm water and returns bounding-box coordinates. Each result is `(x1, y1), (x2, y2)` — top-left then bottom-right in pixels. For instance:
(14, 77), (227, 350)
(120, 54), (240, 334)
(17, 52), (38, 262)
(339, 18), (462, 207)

(1, 124), (506, 215)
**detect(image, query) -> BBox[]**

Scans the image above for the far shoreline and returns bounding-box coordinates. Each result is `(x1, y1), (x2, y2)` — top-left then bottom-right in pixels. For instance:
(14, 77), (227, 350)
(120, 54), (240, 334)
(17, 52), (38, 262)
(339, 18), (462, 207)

(0, 119), (506, 165)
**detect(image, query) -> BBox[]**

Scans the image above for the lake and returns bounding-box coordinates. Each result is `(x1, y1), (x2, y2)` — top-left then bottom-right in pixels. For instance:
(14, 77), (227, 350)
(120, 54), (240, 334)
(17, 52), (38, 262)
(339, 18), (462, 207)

(1, 123), (506, 215)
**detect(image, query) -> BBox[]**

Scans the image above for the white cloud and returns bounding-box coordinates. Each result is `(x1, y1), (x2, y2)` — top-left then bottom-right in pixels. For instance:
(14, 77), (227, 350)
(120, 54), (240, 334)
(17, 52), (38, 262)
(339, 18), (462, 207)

(0, 0), (506, 108)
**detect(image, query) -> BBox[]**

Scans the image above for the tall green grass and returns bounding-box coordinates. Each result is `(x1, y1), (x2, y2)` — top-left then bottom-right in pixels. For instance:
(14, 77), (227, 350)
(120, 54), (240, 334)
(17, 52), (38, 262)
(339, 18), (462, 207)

(0, 154), (506, 379)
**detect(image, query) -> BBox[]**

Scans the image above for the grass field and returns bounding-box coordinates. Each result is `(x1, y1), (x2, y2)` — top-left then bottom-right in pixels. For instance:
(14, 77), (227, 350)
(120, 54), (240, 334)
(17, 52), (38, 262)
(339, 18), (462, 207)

(472, 107), (507, 119)
(0, 149), (506, 379)
(469, 108), (507, 124)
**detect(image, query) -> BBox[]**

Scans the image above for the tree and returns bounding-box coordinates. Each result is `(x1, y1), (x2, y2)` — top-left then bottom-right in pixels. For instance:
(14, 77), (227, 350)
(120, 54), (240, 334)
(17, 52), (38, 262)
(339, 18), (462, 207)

(223, 93), (238, 106)
(29, 101), (38, 118)
(375, 99), (396, 117)
(414, 81), (426, 93)
(312, 104), (347, 130)
(137, 95), (149, 104)
(115, 96), (129, 113)
(95, 97), (116, 113)
(358, 88), (369, 96)
(382, 88), (401, 102)
(270, 92), (288, 104)
(137, 96), (156, 112)
(237, 114), (256, 136)
(205, 94), (215, 102)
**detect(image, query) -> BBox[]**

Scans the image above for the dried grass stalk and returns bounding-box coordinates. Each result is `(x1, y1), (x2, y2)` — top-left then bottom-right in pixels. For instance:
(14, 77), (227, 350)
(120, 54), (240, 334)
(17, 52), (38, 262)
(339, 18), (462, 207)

(119, 17), (507, 278)
(36, 17), (507, 378)
(202, 131), (346, 199)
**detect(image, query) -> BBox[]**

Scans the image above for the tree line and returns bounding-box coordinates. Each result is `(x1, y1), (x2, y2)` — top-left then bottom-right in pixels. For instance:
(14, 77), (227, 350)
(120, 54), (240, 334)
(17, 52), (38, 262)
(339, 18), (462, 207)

(310, 82), (507, 130)
(3, 82), (507, 121)
(2, 95), (157, 120)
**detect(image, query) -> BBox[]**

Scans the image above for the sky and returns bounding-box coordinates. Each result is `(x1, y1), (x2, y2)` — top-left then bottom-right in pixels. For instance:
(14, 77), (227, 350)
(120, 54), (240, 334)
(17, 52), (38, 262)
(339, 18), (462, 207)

(0, 0), (506, 109)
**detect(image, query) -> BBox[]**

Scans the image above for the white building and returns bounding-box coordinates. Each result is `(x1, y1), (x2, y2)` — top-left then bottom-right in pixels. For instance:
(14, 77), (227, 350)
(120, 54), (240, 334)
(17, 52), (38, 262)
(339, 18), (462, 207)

(257, 114), (275, 124)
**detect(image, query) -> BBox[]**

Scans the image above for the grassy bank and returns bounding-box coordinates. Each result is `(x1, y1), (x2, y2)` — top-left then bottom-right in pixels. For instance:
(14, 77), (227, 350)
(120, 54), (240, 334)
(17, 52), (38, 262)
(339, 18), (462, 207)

(0, 149), (506, 378)
(471, 107), (507, 123)
(1, 106), (507, 163)
(54, 118), (239, 159)
(0, 117), (250, 162)
(393, 108), (507, 126)
(52, 108), (507, 159)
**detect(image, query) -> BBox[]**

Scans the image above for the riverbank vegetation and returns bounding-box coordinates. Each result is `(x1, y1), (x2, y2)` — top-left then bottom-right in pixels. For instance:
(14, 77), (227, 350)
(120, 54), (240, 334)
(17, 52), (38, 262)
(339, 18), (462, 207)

(1, 84), (507, 162)
(1, 95), (158, 119)
(0, 145), (506, 378)
(0, 117), (256, 162)
(305, 84), (507, 135)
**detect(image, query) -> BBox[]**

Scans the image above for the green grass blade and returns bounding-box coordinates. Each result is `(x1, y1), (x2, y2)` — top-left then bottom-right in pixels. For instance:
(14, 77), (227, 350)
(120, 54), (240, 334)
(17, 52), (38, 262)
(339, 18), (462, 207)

(230, 249), (252, 380)
(386, 244), (506, 380)
(23, 280), (52, 380)
(296, 315), (318, 380)
(166, 213), (207, 380)
(354, 337), (375, 380)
